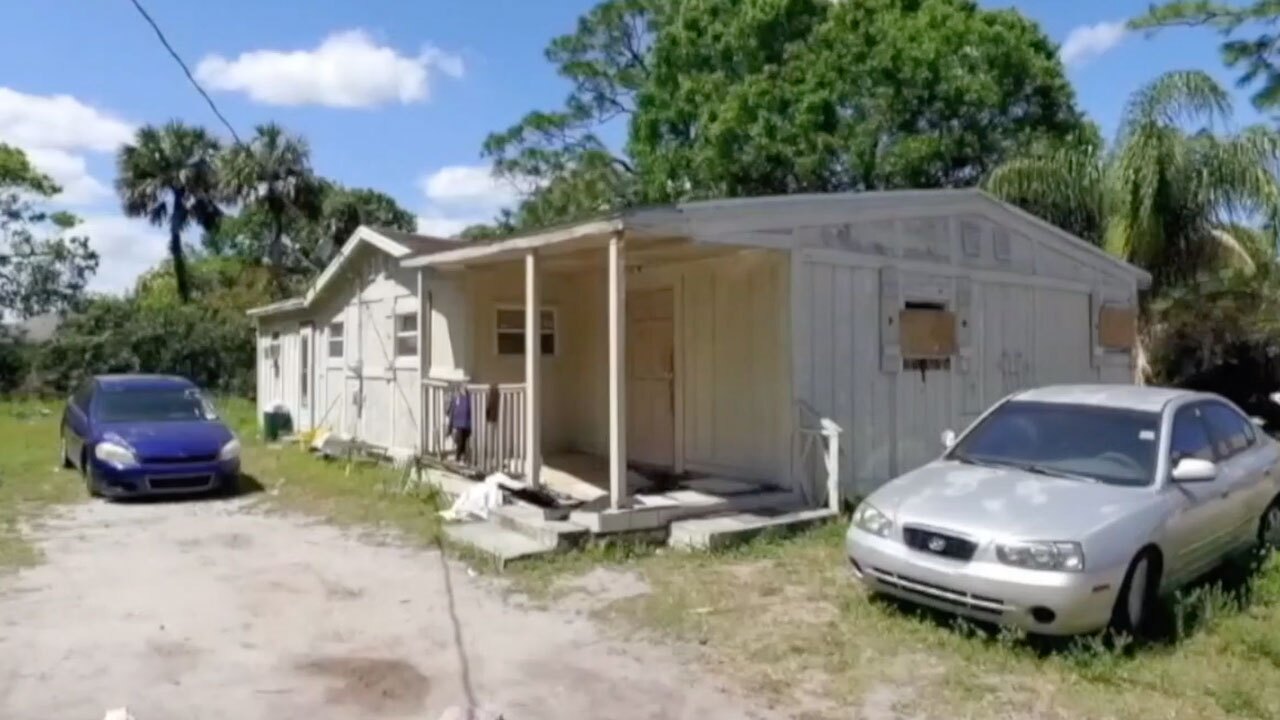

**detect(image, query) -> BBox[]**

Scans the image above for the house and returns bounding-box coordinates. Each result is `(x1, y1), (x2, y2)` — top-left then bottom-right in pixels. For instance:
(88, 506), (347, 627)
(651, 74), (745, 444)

(248, 189), (1149, 534)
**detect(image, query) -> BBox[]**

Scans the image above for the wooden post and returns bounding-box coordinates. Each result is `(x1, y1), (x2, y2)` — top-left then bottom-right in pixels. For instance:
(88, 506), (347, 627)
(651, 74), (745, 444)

(524, 251), (542, 487)
(608, 233), (628, 510)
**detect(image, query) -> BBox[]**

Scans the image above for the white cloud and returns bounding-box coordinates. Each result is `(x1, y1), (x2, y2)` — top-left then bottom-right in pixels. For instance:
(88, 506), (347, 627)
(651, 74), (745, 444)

(70, 215), (169, 295)
(420, 165), (522, 208)
(1060, 20), (1128, 67)
(195, 29), (464, 108)
(415, 213), (480, 238)
(0, 87), (134, 152)
(0, 87), (133, 207)
(414, 164), (527, 237)
(22, 148), (110, 204)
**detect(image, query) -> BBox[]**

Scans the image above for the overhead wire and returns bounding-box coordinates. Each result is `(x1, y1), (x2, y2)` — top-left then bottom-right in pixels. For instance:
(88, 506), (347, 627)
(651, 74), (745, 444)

(125, 0), (243, 144)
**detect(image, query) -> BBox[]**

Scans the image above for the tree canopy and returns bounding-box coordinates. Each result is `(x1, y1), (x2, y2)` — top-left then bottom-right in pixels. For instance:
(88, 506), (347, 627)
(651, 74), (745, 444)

(986, 70), (1280, 291)
(115, 121), (223, 301)
(0, 144), (98, 319)
(477, 0), (1090, 234)
(1133, 1), (1280, 109)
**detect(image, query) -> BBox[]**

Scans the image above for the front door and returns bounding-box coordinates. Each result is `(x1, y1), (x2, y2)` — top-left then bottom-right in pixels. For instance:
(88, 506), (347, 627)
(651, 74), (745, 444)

(628, 287), (675, 469)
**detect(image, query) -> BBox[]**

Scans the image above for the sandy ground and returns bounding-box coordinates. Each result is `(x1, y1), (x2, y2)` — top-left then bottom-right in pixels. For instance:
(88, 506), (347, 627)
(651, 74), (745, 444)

(0, 498), (777, 720)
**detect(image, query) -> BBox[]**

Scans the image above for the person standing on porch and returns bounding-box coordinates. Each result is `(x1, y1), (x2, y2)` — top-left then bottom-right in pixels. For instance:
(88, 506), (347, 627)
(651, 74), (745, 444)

(446, 385), (472, 462)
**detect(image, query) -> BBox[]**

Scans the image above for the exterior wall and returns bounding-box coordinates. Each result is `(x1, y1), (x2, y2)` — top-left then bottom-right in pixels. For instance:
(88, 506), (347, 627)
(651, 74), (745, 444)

(305, 244), (422, 451)
(255, 316), (312, 431)
(451, 250), (789, 484)
(784, 208), (1141, 501)
(463, 262), (590, 453)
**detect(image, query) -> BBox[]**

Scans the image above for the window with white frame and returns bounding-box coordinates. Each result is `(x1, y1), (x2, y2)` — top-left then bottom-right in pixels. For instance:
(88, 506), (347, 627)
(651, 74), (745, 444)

(496, 307), (556, 356)
(266, 331), (281, 377)
(328, 322), (344, 359)
(395, 312), (418, 357)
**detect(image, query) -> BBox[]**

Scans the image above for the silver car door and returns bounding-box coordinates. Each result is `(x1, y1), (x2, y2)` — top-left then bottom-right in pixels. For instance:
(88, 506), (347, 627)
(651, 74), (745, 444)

(1202, 401), (1272, 549)
(1162, 404), (1238, 581)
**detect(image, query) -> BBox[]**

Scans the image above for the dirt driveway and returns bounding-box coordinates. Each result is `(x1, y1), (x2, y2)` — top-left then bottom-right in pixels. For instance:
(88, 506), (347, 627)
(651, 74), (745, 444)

(0, 498), (775, 720)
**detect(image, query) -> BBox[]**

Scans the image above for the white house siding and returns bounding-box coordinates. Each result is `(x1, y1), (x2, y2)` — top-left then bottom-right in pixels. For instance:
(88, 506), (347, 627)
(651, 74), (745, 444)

(255, 318), (303, 429)
(302, 245), (422, 452)
(780, 204), (1141, 501)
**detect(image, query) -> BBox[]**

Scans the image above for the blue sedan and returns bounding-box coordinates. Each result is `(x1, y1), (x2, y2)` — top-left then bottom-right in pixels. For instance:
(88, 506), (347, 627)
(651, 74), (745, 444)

(60, 375), (241, 497)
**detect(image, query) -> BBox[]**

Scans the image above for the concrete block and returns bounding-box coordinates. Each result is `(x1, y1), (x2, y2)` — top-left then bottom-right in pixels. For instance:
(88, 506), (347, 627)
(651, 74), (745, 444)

(443, 521), (557, 568)
(668, 508), (837, 550)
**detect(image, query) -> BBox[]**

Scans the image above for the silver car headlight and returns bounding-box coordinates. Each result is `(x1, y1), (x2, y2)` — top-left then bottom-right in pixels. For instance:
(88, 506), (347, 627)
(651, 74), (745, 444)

(852, 501), (893, 538)
(996, 541), (1085, 572)
(94, 441), (139, 470)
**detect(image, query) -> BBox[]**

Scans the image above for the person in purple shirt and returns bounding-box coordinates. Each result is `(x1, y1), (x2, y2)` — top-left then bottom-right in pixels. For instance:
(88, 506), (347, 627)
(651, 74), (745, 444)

(446, 385), (472, 461)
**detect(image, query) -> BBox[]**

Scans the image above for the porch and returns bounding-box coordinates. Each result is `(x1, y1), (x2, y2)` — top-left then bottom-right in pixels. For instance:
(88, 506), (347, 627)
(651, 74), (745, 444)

(409, 224), (843, 545)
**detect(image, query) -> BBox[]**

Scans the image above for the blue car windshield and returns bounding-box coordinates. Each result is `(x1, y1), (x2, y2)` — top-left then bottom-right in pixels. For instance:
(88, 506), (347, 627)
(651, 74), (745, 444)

(96, 388), (215, 423)
(949, 401), (1161, 487)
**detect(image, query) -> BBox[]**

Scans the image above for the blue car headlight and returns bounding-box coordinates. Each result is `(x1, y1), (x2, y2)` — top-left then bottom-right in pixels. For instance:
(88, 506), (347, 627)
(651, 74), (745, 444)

(852, 501), (893, 538)
(218, 437), (242, 462)
(95, 441), (139, 470)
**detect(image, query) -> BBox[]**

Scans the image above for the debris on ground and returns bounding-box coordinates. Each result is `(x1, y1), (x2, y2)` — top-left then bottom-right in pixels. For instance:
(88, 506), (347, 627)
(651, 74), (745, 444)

(438, 473), (508, 521)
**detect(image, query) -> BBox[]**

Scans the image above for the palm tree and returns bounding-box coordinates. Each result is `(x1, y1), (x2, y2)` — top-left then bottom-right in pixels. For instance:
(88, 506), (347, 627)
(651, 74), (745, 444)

(115, 121), (224, 301)
(986, 70), (1280, 291)
(219, 123), (321, 288)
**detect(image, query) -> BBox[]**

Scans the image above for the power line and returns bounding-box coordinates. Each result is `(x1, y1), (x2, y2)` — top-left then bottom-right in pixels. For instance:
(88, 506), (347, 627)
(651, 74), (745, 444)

(126, 0), (243, 144)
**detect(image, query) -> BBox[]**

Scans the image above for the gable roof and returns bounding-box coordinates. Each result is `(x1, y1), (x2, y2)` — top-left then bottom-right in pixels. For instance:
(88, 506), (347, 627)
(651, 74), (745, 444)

(401, 189), (1152, 289)
(247, 226), (458, 318)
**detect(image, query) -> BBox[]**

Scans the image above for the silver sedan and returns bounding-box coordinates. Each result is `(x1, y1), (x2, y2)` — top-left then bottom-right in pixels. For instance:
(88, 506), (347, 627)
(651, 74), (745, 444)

(846, 385), (1280, 635)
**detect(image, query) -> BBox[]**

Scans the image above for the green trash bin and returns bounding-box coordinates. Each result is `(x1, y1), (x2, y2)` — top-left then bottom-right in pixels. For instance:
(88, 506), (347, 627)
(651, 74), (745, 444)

(262, 408), (293, 441)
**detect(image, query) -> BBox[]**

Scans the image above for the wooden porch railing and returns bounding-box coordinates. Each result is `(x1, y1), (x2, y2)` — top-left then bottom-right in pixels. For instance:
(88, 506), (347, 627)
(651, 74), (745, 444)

(423, 378), (527, 476)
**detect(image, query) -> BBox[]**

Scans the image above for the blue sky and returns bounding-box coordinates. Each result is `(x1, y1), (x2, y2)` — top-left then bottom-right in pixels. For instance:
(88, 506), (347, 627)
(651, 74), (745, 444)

(0, 0), (1264, 293)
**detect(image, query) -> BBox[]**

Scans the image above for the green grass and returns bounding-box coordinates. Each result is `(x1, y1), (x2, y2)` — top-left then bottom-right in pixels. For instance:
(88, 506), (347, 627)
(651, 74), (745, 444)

(0, 399), (85, 570)
(506, 524), (1280, 720)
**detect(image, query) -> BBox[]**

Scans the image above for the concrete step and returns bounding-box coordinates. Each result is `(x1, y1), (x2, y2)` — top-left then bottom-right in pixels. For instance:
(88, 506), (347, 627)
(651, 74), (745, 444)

(490, 505), (589, 549)
(668, 507), (838, 550)
(443, 521), (558, 568)
(571, 489), (806, 534)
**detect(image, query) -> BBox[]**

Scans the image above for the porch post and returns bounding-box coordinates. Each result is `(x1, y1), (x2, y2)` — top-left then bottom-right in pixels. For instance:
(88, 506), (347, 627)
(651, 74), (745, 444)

(608, 232), (627, 510)
(524, 251), (542, 487)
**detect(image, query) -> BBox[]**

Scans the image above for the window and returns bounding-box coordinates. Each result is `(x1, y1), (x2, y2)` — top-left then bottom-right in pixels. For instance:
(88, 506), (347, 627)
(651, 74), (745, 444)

(950, 400), (1161, 487)
(496, 307), (556, 356)
(1202, 402), (1255, 459)
(899, 300), (957, 361)
(300, 334), (309, 402)
(395, 312), (418, 357)
(1171, 406), (1215, 463)
(328, 322), (344, 359)
(268, 331), (281, 378)
(72, 381), (93, 411)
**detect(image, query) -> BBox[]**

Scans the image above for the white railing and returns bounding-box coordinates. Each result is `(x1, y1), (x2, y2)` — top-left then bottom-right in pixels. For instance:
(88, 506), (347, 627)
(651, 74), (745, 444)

(794, 400), (844, 512)
(424, 378), (527, 476)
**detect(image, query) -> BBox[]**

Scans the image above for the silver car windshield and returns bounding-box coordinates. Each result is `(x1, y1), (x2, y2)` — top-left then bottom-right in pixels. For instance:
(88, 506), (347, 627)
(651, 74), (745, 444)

(949, 401), (1161, 487)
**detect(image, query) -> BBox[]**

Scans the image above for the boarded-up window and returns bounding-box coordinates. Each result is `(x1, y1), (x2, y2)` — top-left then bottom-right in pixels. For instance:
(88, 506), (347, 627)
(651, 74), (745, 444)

(899, 302), (957, 359)
(496, 307), (556, 356)
(1098, 306), (1136, 350)
(395, 312), (418, 357)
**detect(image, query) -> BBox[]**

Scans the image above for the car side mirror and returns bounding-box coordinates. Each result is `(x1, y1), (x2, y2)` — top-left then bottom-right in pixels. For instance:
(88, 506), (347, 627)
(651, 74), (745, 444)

(1172, 457), (1217, 483)
(1271, 392), (1280, 406)
(1250, 416), (1266, 428)
(941, 429), (957, 449)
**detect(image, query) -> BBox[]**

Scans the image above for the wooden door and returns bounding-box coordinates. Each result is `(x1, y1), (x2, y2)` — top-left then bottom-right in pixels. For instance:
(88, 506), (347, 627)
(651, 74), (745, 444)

(628, 288), (675, 468)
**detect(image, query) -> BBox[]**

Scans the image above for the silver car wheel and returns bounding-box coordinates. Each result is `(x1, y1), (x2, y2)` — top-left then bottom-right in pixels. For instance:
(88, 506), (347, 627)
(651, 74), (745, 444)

(1264, 505), (1280, 548)
(1127, 557), (1149, 630)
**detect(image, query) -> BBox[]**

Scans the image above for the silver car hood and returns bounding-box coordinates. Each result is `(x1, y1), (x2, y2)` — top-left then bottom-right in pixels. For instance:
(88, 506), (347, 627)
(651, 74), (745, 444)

(868, 460), (1156, 540)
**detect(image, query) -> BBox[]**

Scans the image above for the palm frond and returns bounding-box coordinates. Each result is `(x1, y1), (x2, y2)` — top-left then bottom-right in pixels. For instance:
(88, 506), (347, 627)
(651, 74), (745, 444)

(1119, 70), (1232, 140)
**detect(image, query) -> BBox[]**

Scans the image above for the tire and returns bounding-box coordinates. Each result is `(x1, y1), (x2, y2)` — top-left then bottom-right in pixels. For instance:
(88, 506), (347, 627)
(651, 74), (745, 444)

(1111, 550), (1158, 636)
(59, 434), (73, 469)
(1259, 500), (1280, 550)
(82, 450), (101, 498)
